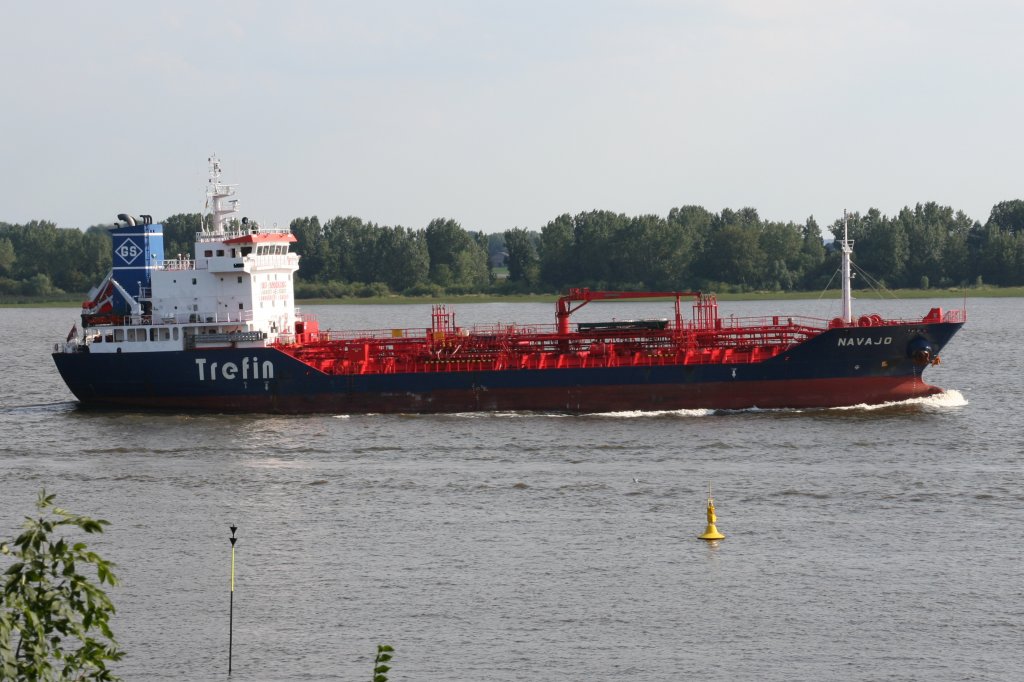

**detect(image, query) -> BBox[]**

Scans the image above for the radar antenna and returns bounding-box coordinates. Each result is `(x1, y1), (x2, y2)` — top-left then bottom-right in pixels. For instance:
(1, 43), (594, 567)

(206, 155), (239, 233)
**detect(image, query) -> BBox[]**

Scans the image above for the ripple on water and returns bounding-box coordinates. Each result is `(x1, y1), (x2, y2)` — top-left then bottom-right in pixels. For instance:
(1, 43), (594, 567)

(2, 302), (1022, 681)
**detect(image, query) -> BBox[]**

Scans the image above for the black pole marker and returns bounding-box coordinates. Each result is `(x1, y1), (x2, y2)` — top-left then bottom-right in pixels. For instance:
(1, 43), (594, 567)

(229, 524), (238, 675)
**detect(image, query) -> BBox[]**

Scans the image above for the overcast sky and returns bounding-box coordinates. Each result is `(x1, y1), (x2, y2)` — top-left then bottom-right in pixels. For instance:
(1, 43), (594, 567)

(2, 1), (1021, 234)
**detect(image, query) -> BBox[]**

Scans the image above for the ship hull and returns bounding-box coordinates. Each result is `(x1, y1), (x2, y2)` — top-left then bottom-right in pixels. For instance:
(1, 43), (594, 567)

(52, 321), (962, 414)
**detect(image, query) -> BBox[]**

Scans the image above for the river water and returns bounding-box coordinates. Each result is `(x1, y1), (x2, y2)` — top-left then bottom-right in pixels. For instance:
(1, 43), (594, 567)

(1, 297), (1021, 681)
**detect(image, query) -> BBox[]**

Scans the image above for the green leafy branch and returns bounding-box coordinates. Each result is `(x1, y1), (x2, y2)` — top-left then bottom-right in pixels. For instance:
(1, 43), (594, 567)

(373, 644), (394, 682)
(0, 490), (123, 681)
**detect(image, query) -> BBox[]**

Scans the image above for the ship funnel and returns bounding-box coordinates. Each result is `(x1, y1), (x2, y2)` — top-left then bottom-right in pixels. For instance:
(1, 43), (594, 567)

(116, 214), (154, 227)
(116, 212), (154, 225)
(110, 219), (164, 301)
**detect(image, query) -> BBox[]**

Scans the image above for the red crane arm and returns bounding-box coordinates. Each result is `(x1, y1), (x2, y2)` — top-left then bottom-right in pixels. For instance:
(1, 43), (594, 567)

(555, 288), (702, 334)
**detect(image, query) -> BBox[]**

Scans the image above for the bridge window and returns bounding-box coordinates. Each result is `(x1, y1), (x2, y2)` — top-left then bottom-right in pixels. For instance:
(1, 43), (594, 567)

(204, 250), (213, 257)
(216, 249), (224, 256)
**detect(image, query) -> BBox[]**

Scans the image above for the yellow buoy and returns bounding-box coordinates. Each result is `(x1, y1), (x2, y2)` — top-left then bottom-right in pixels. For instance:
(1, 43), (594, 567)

(698, 481), (725, 540)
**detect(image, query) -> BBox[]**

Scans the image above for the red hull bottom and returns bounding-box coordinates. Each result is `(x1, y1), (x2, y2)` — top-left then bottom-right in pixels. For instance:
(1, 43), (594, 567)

(73, 375), (946, 414)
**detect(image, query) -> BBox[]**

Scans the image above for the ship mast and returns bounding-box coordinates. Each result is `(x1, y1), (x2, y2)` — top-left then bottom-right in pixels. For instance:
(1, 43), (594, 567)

(841, 209), (854, 324)
(206, 155), (239, 233)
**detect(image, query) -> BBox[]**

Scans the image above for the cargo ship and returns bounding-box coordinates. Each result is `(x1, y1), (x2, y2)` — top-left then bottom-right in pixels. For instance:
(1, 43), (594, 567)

(52, 159), (965, 414)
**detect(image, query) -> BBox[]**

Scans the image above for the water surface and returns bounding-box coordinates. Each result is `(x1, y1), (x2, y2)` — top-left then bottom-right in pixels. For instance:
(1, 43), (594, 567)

(1, 298), (1020, 681)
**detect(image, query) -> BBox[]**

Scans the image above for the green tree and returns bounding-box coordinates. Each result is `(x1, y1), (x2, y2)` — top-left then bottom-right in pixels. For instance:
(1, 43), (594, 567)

(700, 223), (765, 289)
(976, 224), (1022, 285)
(424, 218), (466, 285)
(51, 228), (88, 292)
(450, 244), (490, 291)
(321, 216), (370, 282)
(937, 211), (974, 286)
(472, 230), (495, 284)
(11, 221), (59, 281)
(82, 227), (113, 288)
(538, 214), (575, 289)
(665, 205), (714, 286)
(484, 233), (506, 269)
(835, 209), (908, 288)
(898, 203), (950, 288)
(698, 209), (766, 289)
(376, 226), (430, 292)
(987, 199), (1024, 235)
(974, 201), (1024, 285)
(0, 491), (122, 681)
(0, 237), (15, 276)
(161, 213), (202, 262)
(758, 220), (804, 290)
(503, 227), (539, 284)
(23, 273), (59, 296)
(424, 218), (488, 290)
(666, 205), (713, 251)
(611, 214), (688, 289)
(796, 216), (826, 288)
(571, 210), (628, 285)
(290, 216), (326, 282)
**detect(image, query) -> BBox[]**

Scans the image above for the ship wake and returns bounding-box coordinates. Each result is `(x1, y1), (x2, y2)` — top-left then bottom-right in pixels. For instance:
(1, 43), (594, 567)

(828, 388), (967, 412)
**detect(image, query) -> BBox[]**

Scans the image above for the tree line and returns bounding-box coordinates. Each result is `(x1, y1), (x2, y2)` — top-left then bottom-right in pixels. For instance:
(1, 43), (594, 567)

(2, 200), (1024, 298)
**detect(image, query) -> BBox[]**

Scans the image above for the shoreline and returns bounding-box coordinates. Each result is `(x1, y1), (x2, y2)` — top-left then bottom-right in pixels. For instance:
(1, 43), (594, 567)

(3, 286), (1020, 308)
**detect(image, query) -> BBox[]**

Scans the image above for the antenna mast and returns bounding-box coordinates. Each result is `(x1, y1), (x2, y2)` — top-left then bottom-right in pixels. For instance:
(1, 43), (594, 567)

(841, 209), (854, 324)
(207, 155), (239, 233)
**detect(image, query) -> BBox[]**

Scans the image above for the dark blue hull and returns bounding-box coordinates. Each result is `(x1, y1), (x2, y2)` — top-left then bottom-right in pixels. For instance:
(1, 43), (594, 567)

(52, 321), (962, 413)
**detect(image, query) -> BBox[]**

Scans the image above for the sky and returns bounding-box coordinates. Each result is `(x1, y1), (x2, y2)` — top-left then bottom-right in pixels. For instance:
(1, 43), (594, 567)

(2, 0), (1022, 234)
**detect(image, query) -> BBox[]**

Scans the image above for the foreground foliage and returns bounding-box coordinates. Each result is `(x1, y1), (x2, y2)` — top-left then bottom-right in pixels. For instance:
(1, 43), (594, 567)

(373, 644), (394, 682)
(0, 491), (122, 681)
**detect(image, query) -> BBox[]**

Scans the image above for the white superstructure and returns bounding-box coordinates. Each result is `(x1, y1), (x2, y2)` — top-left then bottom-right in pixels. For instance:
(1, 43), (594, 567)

(69, 158), (307, 354)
